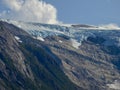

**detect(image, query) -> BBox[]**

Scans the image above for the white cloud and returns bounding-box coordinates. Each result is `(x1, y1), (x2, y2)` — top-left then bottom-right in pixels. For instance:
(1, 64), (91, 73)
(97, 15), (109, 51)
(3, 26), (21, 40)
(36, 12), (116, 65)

(99, 23), (120, 30)
(2, 0), (23, 11)
(0, 0), (59, 24)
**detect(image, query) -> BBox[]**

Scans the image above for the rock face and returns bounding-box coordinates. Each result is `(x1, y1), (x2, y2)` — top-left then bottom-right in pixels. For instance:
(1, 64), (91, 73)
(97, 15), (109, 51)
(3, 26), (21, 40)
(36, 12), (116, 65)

(71, 24), (97, 28)
(0, 21), (79, 90)
(0, 20), (120, 90)
(44, 35), (120, 90)
(0, 22), (33, 79)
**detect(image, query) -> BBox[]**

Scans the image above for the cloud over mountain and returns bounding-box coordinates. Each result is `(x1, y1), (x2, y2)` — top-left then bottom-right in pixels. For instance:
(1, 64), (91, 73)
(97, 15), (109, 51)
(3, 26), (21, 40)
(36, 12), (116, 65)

(0, 0), (59, 24)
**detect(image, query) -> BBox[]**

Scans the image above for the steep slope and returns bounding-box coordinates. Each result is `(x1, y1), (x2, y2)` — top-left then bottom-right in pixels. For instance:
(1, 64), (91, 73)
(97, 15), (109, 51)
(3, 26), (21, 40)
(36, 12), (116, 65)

(0, 21), (79, 90)
(1, 19), (120, 90)
(44, 35), (120, 90)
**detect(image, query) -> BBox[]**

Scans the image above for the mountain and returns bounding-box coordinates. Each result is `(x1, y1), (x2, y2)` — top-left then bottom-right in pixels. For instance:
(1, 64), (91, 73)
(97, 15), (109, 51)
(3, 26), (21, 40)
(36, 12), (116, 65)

(0, 21), (80, 90)
(0, 19), (120, 90)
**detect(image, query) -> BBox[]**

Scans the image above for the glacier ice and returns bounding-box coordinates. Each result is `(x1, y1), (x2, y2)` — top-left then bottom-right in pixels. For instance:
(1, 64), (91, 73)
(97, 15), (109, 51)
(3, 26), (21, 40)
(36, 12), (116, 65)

(70, 39), (81, 49)
(1, 19), (120, 47)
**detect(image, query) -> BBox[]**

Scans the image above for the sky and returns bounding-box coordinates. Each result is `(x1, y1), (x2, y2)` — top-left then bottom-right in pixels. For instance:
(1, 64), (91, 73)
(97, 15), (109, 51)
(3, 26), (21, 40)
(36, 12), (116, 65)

(45, 0), (120, 25)
(0, 0), (120, 25)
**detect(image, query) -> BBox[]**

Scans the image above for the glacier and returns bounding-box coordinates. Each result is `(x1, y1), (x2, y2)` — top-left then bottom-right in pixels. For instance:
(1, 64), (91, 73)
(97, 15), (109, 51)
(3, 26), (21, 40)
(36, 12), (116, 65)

(1, 19), (120, 48)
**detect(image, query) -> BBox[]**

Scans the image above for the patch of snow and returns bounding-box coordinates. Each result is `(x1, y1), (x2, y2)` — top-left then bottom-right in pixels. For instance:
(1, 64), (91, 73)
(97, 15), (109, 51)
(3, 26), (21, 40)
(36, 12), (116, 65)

(107, 80), (120, 90)
(59, 23), (72, 27)
(70, 39), (81, 49)
(14, 36), (22, 43)
(36, 37), (45, 41)
(59, 40), (62, 43)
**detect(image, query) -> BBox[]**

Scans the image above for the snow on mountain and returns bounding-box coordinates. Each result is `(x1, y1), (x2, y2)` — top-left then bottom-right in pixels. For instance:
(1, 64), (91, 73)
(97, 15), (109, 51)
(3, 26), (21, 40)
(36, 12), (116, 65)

(1, 19), (120, 48)
(14, 36), (22, 43)
(59, 40), (63, 43)
(70, 39), (81, 49)
(107, 80), (120, 89)
(35, 37), (45, 41)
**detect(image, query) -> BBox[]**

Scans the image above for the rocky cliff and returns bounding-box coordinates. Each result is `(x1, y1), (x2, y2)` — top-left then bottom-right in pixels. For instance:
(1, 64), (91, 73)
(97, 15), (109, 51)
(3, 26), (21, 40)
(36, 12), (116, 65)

(0, 21), (79, 90)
